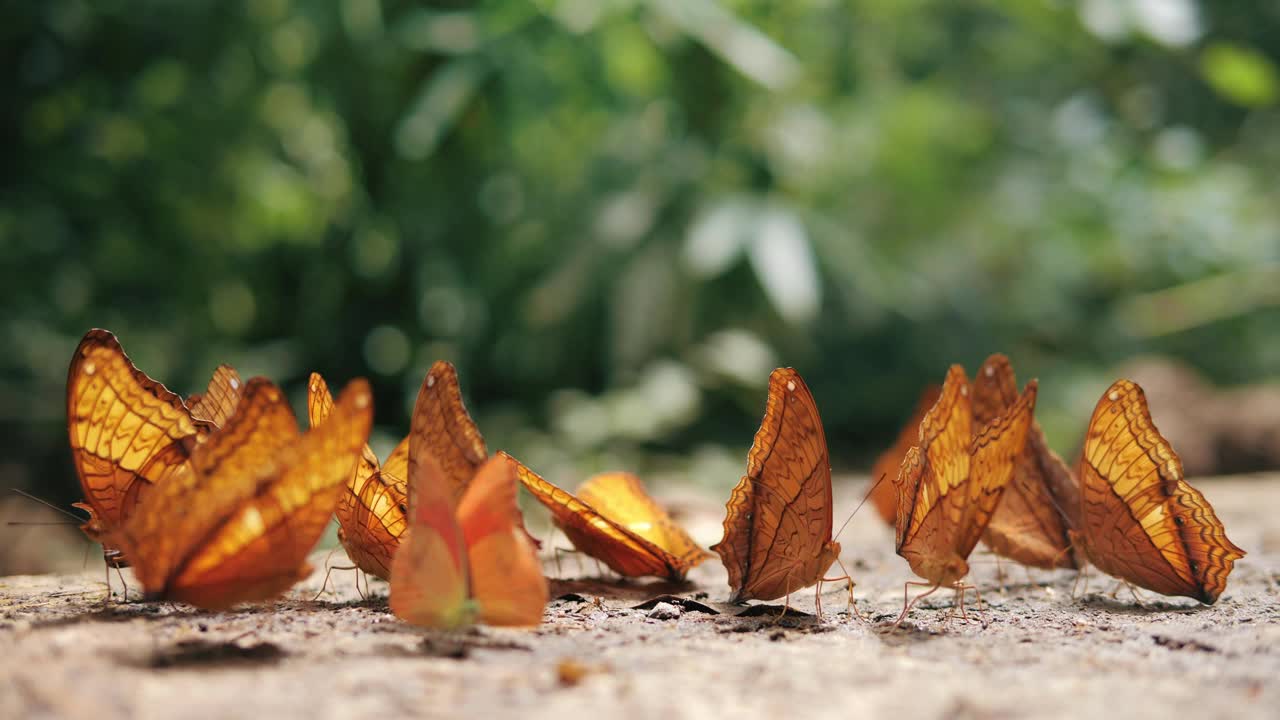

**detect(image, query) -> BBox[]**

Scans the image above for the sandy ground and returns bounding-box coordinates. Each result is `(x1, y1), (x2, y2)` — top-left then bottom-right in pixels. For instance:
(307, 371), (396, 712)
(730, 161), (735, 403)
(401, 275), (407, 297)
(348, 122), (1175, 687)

(1, 475), (1278, 720)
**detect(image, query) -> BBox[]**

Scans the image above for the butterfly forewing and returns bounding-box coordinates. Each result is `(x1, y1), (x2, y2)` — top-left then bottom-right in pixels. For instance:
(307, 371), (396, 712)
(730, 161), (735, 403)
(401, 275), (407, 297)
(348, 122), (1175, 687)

(66, 329), (211, 562)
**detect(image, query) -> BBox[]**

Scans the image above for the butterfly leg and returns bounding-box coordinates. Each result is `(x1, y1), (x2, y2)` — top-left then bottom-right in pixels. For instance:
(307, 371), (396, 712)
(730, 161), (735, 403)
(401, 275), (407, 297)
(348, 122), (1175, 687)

(894, 582), (940, 628)
(1124, 582), (1146, 607)
(311, 563), (358, 601)
(994, 556), (1007, 594)
(822, 558), (861, 621)
(114, 565), (130, 603)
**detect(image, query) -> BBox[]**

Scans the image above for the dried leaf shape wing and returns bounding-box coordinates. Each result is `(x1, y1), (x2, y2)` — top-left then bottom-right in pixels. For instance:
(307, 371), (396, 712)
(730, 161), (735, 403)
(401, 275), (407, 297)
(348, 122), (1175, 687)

(711, 368), (840, 603)
(413, 361), (487, 504)
(65, 329), (210, 563)
(868, 385), (942, 525)
(409, 363), (539, 548)
(1074, 380), (1244, 603)
(973, 354), (1079, 569)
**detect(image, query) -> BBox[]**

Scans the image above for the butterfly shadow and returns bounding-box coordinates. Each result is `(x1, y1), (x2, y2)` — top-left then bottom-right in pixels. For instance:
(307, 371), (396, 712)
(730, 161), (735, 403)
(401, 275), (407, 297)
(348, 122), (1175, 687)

(548, 577), (699, 604)
(1076, 592), (1207, 615)
(119, 638), (286, 670)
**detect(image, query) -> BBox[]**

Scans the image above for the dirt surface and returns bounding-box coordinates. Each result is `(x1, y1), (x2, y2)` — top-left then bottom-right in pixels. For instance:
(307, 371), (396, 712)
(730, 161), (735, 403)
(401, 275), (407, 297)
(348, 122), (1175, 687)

(2, 475), (1278, 720)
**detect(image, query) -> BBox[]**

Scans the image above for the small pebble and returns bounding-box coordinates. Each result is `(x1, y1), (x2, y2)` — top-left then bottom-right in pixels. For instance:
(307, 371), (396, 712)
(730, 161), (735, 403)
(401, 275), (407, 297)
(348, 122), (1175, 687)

(647, 602), (681, 620)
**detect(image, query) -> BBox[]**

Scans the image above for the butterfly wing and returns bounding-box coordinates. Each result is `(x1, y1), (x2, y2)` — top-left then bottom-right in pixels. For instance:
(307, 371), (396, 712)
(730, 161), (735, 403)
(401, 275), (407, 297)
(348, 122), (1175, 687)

(1076, 380), (1244, 603)
(869, 385), (942, 525)
(307, 372), (404, 579)
(187, 365), (243, 427)
(413, 361), (488, 503)
(509, 455), (682, 580)
(973, 355), (1078, 569)
(457, 456), (548, 626)
(895, 366), (974, 584)
(66, 329), (211, 564)
(956, 379), (1036, 560)
(576, 472), (709, 577)
(711, 368), (840, 602)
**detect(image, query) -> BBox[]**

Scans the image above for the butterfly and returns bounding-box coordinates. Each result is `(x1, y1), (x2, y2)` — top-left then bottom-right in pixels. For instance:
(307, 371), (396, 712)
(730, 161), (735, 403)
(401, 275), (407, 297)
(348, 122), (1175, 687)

(711, 368), (846, 610)
(894, 364), (1035, 622)
(1070, 379), (1245, 604)
(509, 457), (709, 581)
(869, 385), (942, 526)
(110, 376), (373, 610)
(66, 329), (239, 569)
(972, 354), (1080, 570)
(389, 373), (548, 629)
(307, 372), (409, 582)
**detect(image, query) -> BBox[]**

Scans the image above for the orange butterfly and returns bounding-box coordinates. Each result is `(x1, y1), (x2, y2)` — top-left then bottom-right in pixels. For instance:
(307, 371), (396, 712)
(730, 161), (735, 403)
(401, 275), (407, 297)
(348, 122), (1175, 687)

(66, 329), (236, 569)
(307, 372), (409, 582)
(509, 458), (709, 581)
(712, 368), (847, 609)
(972, 355), (1080, 570)
(389, 374), (548, 629)
(868, 385), (942, 526)
(894, 365), (1035, 621)
(110, 377), (373, 610)
(1071, 380), (1244, 604)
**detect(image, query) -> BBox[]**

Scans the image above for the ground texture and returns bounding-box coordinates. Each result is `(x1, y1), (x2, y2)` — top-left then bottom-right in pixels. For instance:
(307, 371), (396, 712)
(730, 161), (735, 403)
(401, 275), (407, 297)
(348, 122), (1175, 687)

(2, 476), (1278, 720)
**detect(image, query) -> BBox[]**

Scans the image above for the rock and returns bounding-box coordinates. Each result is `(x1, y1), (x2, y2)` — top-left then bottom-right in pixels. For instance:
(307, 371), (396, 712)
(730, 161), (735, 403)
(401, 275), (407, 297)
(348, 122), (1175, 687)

(646, 602), (681, 620)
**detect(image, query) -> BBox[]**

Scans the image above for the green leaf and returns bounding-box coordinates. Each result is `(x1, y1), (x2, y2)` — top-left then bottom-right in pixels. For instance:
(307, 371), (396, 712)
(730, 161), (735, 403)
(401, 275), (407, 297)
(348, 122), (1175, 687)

(1199, 43), (1278, 108)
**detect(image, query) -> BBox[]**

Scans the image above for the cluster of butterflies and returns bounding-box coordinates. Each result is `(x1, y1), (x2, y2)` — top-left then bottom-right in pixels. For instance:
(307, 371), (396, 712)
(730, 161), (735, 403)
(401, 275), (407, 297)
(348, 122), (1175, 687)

(64, 329), (1244, 630)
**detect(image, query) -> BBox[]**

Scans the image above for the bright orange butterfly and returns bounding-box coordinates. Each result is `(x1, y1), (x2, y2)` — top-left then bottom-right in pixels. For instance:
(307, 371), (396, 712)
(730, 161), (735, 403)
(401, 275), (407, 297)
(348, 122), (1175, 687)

(868, 385), (942, 526)
(389, 374), (547, 629)
(894, 365), (1035, 622)
(307, 372), (409, 582)
(510, 457), (709, 581)
(972, 354), (1080, 570)
(1071, 380), (1244, 604)
(712, 368), (846, 609)
(111, 377), (373, 610)
(66, 329), (235, 569)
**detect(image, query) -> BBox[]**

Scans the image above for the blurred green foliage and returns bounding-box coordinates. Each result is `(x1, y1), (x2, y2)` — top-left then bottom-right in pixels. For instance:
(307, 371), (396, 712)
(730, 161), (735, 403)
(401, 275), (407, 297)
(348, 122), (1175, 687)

(3, 0), (1279, 505)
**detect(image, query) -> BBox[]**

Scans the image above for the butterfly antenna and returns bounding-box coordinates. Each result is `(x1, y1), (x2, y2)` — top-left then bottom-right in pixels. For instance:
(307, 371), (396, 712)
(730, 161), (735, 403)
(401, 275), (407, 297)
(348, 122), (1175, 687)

(8, 488), (86, 522)
(834, 473), (886, 542)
